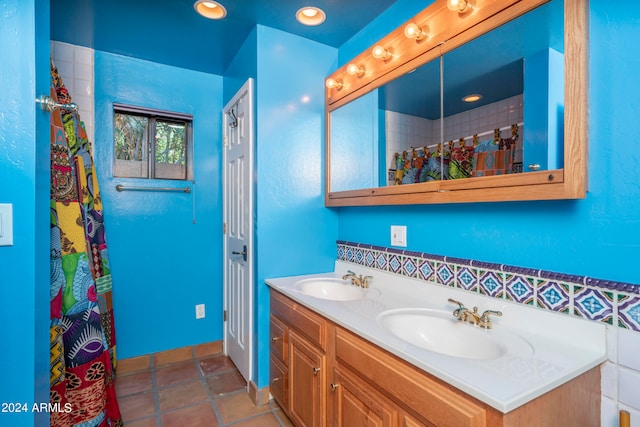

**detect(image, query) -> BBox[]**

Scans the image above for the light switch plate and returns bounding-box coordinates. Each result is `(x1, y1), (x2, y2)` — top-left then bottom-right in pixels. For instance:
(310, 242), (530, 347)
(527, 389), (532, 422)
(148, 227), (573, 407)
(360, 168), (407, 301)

(0, 204), (13, 246)
(391, 225), (407, 247)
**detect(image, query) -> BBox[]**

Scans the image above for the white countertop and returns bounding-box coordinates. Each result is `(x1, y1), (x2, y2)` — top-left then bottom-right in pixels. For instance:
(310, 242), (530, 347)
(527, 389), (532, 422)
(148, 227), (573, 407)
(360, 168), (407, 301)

(265, 261), (607, 413)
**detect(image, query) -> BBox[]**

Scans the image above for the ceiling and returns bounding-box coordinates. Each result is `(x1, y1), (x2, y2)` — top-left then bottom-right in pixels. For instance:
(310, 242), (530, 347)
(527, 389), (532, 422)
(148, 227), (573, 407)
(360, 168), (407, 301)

(50, 0), (399, 75)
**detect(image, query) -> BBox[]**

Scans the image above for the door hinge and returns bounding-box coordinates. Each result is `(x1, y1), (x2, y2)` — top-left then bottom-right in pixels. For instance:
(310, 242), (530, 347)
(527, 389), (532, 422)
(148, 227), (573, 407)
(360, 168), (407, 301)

(223, 136), (228, 147)
(223, 310), (227, 322)
(223, 222), (227, 234)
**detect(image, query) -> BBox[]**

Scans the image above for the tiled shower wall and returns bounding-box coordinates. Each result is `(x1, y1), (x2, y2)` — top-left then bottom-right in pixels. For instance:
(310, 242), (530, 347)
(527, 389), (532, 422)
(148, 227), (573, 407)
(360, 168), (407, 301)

(337, 240), (640, 427)
(385, 94), (524, 172)
(50, 41), (95, 145)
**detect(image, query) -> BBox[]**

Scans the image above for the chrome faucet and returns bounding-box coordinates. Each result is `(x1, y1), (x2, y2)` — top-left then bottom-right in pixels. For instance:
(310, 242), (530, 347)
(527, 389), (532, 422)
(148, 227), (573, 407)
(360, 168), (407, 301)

(342, 270), (373, 288)
(448, 298), (502, 329)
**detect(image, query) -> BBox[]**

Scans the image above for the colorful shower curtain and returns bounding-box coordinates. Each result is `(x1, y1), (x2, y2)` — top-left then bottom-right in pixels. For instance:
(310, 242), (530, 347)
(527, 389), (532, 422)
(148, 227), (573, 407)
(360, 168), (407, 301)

(49, 59), (123, 427)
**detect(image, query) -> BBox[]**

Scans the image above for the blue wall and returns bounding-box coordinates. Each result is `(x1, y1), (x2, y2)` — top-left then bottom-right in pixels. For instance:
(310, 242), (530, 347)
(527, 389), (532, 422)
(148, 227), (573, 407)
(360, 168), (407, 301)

(252, 25), (339, 387)
(336, 1), (640, 285)
(94, 52), (224, 358)
(0, 0), (50, 425)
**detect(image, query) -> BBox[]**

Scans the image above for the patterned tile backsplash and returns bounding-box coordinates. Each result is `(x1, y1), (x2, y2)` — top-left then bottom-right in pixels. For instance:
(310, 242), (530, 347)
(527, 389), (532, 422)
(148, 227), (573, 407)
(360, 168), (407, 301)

(337, 240), (640, 333)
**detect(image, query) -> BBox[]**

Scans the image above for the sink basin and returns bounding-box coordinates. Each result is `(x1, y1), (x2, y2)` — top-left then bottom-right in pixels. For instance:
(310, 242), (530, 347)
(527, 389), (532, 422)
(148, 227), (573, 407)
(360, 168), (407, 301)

(296, 278), (366, 301)
(376, 308), (533, 360)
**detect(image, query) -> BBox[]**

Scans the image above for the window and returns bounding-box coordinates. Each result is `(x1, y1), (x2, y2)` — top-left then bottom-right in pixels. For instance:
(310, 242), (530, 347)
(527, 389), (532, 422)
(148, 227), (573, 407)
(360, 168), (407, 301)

(113, 104), (193, 180)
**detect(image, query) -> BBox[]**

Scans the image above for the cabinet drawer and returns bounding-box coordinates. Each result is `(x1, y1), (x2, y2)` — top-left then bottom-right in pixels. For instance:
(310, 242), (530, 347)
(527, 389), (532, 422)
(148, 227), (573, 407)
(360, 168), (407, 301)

(270, 355), (288, 408)
(270, 315), (288, 364)
(271, 290), (327, 350)
(335, 327), (487, 427)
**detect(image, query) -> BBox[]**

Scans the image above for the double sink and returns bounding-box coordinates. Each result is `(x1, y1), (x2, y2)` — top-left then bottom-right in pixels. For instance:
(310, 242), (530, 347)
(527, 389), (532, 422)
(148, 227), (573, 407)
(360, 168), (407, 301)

(294, 277), (533, 360)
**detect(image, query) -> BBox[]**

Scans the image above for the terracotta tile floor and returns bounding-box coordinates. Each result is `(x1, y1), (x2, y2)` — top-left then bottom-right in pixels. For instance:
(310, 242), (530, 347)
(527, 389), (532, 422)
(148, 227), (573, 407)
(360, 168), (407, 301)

(116, 353), (294, 426)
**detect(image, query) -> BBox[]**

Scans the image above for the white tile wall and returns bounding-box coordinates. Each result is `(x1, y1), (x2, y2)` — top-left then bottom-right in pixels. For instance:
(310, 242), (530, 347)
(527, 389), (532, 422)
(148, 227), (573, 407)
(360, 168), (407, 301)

(50, 41), (95, 146)
(602, 326), (640, 426)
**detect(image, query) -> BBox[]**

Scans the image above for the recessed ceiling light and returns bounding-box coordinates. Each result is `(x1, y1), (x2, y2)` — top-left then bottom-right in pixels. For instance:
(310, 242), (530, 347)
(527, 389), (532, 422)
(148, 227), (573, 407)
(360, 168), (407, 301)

(194, 0), (227, 20)
(296, 7), (326, 26)
(462, 94), (482, 103)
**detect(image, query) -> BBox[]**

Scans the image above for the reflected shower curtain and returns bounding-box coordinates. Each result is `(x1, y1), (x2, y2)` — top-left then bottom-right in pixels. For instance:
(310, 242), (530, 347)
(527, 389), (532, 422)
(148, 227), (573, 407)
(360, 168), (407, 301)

(49, 59), (123, 427)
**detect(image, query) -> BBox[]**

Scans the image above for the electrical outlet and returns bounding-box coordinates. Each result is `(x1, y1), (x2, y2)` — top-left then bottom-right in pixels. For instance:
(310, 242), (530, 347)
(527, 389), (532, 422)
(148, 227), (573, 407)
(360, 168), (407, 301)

(195, 304), (205, 319)
(391, 225), (407, 247)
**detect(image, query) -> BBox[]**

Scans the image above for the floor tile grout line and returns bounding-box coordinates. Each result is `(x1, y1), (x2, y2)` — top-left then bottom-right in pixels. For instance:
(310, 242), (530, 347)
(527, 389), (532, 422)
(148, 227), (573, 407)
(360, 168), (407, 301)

(198, 354), (228, 426)
(150, 358), (162, 427)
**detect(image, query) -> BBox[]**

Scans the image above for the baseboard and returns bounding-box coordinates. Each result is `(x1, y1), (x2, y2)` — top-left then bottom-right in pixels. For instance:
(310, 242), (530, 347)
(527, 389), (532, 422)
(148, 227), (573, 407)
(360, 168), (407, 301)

(248, 380), (270, 406)
(117, 340), (223, 374)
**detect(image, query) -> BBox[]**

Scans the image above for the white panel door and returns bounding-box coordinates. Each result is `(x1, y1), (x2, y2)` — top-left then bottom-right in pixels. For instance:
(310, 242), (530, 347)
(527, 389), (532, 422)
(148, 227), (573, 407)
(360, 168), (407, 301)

(223, 79), (253, 383)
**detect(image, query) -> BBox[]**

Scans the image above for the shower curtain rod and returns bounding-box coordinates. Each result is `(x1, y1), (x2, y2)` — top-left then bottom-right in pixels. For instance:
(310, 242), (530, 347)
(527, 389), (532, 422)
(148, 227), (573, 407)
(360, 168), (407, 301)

(115, 184), (191, 194)
(409, 121), (524, 152)
(35, 95), (79, 112)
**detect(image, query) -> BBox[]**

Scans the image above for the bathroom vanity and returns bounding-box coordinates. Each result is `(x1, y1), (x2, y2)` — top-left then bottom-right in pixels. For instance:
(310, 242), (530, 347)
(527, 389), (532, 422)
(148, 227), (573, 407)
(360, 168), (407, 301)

(266, 262), (606, 427)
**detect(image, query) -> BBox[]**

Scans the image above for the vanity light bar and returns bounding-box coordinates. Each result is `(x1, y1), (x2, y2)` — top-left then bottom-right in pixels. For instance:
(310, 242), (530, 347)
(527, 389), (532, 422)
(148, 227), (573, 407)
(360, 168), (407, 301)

(326, 0), (478, 99)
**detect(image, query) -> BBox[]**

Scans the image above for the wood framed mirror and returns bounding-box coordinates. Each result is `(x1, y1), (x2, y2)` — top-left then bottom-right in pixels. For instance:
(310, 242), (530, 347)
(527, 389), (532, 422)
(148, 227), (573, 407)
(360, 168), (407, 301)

(324, 0), (587, 206)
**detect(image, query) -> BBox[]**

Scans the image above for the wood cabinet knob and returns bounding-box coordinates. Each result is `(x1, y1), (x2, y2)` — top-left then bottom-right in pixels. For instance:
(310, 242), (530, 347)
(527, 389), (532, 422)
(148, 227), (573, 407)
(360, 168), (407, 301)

(271, 336), (280, 342)
(272, 377), (281, 384)
(313, 367), (321, 375)
(330, 383), (340, 391)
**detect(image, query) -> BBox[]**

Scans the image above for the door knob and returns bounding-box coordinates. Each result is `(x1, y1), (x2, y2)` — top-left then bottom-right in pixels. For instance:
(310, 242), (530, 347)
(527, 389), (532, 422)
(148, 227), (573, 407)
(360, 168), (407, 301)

(232, 245), (247, 262)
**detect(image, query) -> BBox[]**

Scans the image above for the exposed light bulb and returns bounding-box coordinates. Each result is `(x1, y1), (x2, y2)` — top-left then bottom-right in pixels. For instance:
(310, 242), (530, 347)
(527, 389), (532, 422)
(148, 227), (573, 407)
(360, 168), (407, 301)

(346, 63), (365, 77)
(404, 23), (428, 40)
(447, 0), (471, 13)
(325, 78), (343, 90)
(372, 45), (391, 60)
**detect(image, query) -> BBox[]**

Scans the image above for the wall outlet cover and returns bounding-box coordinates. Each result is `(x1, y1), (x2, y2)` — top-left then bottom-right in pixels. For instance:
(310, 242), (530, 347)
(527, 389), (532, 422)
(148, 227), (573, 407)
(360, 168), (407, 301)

(391, 225), (407, 247)
(195, 304), (205, 319)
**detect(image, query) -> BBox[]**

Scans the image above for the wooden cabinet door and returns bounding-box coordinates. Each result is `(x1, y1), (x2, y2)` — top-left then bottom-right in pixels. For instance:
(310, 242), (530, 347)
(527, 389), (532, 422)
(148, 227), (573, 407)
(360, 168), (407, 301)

(331, 365), (398, 427)
(289, 330), (326, 427)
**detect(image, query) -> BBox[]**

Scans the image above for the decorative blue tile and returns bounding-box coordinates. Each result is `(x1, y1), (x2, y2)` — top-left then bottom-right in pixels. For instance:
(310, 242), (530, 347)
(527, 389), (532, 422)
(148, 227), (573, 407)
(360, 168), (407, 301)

(388, 253), (402, 274)
(363, 250), (376, 268)
(417, 258), (436, 282)
(346, 246), (355, 262)
(574, 286), (614, 324)
(456, 266), (478, 292)
(375, 251), (388, 271)
(479, 270), (503, 298)
(335, 242), (640, 335)
(537, 280), (570, 313)
(505, 274), (535, 305)
(437, 263), (454, 286)
(402, 256), (418, 277)
(618, 294), (640, 331)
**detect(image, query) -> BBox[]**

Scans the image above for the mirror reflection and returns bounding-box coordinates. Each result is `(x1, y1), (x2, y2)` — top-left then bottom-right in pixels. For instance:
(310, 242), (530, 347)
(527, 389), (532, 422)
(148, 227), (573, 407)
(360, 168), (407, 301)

(329, 0), (564, 193)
